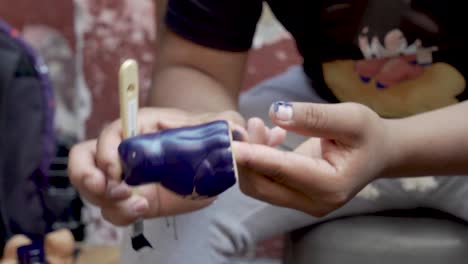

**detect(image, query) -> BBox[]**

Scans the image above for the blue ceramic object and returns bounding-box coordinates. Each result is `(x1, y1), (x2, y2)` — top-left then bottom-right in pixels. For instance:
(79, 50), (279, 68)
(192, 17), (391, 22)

(17, 241), (46, 264)
(118, 120), (237, 199)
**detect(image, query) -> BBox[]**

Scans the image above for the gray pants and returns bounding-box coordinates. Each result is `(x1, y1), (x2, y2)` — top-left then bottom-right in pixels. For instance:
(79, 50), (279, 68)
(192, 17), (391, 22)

(121, 66), (468, 263)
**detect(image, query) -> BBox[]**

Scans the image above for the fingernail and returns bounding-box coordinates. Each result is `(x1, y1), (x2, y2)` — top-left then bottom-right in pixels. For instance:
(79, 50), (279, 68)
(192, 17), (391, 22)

(131, 199), (149, 216)
(232, 130), (244, 141)
(270, 101), (293, 121)
(108, 184), (130, 199)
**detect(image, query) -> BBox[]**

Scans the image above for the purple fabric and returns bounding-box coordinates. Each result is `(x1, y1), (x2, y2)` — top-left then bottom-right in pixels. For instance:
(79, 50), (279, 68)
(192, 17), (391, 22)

(0, 20), (55, 186)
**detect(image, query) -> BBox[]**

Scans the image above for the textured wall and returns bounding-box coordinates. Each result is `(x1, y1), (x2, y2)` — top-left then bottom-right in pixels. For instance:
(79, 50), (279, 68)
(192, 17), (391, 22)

(76, 0), (156, 138)
(0, 0), (301, 139)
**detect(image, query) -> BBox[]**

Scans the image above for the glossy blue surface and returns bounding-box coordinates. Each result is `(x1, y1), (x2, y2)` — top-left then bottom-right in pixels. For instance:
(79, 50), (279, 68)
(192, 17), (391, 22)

(118, 120), (236, 199)
(17, 241), (45, 264)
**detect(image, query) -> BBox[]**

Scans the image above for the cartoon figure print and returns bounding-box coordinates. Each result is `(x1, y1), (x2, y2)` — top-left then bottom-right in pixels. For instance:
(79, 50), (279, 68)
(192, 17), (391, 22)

(323, 26), (466, 118)
(356, 27), (438, 89)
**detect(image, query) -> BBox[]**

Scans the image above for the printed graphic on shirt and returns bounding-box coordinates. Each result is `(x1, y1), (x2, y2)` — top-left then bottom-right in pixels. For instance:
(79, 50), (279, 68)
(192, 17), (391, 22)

(356, 27), (438, 88)
(319, 0), (466, 117)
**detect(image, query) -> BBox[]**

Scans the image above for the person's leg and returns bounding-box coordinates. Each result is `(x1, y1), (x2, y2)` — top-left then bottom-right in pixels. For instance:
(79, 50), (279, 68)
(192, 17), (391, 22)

(121, 66), (417, 264)
(121, 183), (416, 264)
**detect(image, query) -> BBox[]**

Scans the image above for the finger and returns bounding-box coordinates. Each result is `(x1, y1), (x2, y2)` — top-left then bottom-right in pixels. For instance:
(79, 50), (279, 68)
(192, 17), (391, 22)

(96, 120), (123, 181)
(267, 126), (287, 147)
(247, 118), (268, 144)
(264, 125), (270, 140)
(233, 142), (337, 191)
(238, 167), (328, 216)
(269, 101), (369, 144)
(141, 184), (214, 217)
(101, 195), (150, 226)
(294, 137), (323, 157)
(105, 180), (132, 200)
(68, 140), (107, 203)
(69, 140), (131, 206)
(101, 184), (214, 225)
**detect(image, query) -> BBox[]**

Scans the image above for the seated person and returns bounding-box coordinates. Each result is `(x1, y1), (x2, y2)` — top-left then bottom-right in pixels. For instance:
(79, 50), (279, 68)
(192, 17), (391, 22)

(68, 0), (468, 263)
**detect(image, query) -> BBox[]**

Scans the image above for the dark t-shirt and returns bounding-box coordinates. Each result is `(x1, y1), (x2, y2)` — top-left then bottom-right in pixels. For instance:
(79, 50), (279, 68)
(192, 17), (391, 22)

(165, 0), (468, 117)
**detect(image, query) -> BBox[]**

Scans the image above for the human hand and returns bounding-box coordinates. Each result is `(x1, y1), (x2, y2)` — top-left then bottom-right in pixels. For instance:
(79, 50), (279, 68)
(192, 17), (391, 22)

(233, 102), (391, 216)
(69, 107), (249, 226)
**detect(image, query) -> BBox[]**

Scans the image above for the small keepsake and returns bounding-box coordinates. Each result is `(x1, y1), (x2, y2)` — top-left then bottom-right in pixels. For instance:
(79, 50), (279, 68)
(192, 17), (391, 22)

(119, 120), (238, 200)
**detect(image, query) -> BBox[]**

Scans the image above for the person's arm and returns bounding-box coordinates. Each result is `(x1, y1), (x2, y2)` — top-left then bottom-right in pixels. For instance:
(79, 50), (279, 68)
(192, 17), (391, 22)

(148, 0), (249, 126)
(149, 30), (247, 125)
(67, 0), (263, 226)
(232, 100), (468, 216)
(384, 100), (468, 177)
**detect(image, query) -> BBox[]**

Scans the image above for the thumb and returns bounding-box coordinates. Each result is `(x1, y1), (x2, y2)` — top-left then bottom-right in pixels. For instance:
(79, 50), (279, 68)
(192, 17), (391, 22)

(269, 101), (369, 143)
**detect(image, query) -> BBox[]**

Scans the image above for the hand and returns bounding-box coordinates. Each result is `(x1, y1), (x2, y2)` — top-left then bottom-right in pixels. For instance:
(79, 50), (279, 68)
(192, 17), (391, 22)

(233, 102), (391, 216)
(69, 107), (249, 226)
(69, 139), (214, 226)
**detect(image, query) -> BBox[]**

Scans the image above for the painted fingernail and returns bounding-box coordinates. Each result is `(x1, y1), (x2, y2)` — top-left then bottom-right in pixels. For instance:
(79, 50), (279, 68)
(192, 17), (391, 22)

(132, 199), (149, 216)
(108, 184), (130, 199)
(376, 82), (387, 89)
(232, 130), (244, 141)
(270, 101), (293, 121)
(359, 75), (371, 83)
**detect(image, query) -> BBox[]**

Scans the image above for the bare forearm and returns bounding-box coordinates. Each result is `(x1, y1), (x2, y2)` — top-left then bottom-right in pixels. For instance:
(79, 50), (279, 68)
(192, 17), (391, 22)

(149, 66), (238, 112)
(150, 13), (238, 112)
(384, 101), (468, 177)
(148, 66), (245, 126)
(147, 21), (248, 125)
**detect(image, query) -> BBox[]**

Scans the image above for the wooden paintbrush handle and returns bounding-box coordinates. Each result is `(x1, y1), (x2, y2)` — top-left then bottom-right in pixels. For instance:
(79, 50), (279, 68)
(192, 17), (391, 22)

(119, 59), (139, 139)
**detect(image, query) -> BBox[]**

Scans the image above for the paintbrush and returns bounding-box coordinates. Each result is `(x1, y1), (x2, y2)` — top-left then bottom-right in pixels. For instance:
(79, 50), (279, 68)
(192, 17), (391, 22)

(118, 59), (152, 251)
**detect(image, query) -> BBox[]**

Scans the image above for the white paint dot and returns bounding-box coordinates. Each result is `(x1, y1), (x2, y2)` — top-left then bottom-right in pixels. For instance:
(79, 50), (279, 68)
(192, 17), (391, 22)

(399, 177), (439, 193)
(357, 184), (380, 200)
